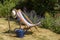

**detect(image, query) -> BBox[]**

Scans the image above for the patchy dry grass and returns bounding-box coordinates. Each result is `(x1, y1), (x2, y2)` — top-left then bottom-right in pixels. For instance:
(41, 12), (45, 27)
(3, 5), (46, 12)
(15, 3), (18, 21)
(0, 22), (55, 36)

(0, 18), (60, 40)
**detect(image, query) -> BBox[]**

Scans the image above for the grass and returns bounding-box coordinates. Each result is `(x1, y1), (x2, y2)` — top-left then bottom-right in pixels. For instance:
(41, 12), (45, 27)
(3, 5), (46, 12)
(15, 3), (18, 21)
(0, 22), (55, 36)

(0, 18), (60, 40)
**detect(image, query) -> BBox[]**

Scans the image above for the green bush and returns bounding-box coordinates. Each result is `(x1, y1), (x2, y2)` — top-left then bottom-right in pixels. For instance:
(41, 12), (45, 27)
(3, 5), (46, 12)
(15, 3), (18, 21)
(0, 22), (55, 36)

(0, 0), (20, 17)
(41, 12), (60, 34)
(53, 17), (60, 33)
(41, 12), (54, 28)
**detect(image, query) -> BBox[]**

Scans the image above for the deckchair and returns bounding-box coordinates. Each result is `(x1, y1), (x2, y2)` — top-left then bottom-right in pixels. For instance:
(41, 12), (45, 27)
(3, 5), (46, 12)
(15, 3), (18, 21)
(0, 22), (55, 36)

(12, 9), (41, 28)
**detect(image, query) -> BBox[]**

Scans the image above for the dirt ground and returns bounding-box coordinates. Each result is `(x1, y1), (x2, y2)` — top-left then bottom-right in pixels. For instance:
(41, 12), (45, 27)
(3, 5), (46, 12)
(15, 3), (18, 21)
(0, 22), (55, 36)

(0, 18), (60, 40)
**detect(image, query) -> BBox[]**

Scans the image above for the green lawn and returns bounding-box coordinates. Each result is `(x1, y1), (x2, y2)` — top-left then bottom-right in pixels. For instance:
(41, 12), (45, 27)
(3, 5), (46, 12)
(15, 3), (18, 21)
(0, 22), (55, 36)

(0, 18), (60, 40)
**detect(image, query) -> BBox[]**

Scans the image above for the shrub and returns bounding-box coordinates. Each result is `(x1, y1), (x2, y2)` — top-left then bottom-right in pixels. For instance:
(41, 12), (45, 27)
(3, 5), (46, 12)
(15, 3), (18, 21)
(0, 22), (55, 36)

(0, 0), (20, 17)
(41, 12), (54, 29)
(53, 16), (60, 33)
(24, 10), (40, 23)
(41, 12), (60, 34)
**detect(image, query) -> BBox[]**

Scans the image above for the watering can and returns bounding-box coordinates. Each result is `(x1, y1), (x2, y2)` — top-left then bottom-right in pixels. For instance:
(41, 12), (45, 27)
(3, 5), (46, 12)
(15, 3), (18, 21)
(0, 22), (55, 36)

(15, 28), (26, 38)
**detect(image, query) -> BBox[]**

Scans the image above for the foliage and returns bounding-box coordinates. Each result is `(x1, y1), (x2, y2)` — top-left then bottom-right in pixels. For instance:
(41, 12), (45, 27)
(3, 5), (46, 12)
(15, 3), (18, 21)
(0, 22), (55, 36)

(41, 12), (54, 29)
(29, 10), (40, 23)
(21, 0), (57, 16)
(0, 0), (20, 17)
(0, 0), (58, 17)
(41, 12), (60, 34)
(53, 17), (60, 33)
(24, 10), (40, 23)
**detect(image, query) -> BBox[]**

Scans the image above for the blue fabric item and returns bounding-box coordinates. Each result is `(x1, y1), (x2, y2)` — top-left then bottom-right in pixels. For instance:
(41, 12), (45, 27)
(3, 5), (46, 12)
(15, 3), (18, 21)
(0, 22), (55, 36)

(15, 29), (25, 38)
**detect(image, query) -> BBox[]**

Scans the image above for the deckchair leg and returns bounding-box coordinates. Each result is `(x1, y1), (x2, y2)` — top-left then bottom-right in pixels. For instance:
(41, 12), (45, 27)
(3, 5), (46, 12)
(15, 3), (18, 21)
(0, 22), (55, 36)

(34, 26), (40, 32)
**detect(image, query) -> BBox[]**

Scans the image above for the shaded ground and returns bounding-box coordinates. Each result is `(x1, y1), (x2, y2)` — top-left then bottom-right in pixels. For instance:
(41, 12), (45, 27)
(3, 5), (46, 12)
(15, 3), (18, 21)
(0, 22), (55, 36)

(0, 18), (60, 40)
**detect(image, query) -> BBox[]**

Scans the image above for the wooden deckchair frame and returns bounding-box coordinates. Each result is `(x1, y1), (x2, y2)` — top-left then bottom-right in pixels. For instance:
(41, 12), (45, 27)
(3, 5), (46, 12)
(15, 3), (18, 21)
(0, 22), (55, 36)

(22, 11), (40, 32)
(12, 9), (40, 32)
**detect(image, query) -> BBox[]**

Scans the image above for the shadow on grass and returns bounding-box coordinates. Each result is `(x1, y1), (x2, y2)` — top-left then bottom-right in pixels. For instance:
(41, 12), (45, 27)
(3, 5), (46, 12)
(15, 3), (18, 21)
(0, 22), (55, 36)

(25, 31), (33, 35)
(4, 30), (15, 34)
(3, 30), (33, 38)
